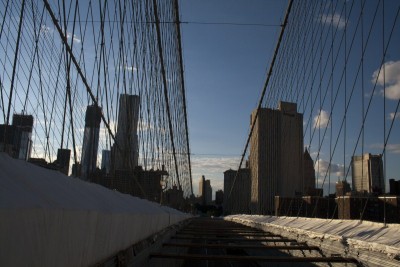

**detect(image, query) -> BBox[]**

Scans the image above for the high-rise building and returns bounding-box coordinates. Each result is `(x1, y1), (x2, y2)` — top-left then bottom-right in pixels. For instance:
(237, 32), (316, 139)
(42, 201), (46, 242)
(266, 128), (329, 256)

(249, 101), (304, 214)
(215, 190), (224, 206)
(101, 150), (111, 174)
(12, 114), (34, 160)
(56, 148), (71, 175)
(351, 153), (384, 194)
(199, 175), (212, 205)
(80, 105), (102, 180)
(303, 148), (316, 195)
(336, 180), (351, 196)
(223, 168), (251, 214)
(114, 94), (140, 171)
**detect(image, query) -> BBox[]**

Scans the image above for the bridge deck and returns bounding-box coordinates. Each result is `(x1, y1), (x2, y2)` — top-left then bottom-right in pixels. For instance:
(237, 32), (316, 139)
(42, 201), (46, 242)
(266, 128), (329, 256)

(149, 217), (361, 266)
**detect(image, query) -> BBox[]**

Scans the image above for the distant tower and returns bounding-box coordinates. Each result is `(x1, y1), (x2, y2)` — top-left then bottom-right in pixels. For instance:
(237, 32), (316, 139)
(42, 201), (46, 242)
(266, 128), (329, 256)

(303, 148), (316, 195)
(114, 94), (140, 170)
(80, 105), (102, 180)
(223, 168), (251, 215)
(56, 148), (71, 175)
(199, 175), (212, 205)
(101, 149), (111, 174)
(12, 114), (34, 160)
(249, 101), (304, 214)
(351, 153), (384, 194)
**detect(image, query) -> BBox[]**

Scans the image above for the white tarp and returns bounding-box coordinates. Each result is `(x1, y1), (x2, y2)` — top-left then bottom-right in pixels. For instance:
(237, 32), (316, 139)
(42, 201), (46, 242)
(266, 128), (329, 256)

(226, 214), (400, 258)
(0, 152), (190, 267)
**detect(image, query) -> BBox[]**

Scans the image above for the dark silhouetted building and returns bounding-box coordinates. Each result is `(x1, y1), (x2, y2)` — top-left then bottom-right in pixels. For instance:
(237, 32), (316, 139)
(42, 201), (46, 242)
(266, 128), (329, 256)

(199, 175), (212, 205)
(55, 148), (71, 175)
(114, 94), (140, 171)
(215, 190), (224, 206)
(336, 180), (351, 197)
(351, 153), (384, 194)
(224, 168), (251, 214)
(101, 150), (111, 174)
(303, 148), (316, 194)
(249, 101), (304, 214)
(80, 105), (102, 180)
(1, 114), (34, 160)
(389, 179), (400, 195)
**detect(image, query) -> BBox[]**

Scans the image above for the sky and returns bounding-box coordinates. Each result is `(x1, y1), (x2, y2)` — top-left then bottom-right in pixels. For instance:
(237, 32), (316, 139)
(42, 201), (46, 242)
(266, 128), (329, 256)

(179, 0), (400, 198)
(179, 0), (288, 196)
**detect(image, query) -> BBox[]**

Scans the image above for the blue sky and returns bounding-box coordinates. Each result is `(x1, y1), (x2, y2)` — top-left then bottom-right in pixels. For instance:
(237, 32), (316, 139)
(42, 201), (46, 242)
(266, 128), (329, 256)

(179, 0), (400, 197)
(179, 0), (288, 195)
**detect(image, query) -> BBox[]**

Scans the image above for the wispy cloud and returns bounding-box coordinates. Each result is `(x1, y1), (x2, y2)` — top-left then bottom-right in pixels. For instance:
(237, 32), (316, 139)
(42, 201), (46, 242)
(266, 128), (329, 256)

(313, 109), (330, 129)
(191, 155), (240, 195)
(118, 65), (137, 72)
(320, 13), (347, 29)
(389, 112), (400, 120)
(369, 143), (400, 154)
(315, 159), (346, 179)
(372, 60), (400, 100)
(66, 32), (81, 43)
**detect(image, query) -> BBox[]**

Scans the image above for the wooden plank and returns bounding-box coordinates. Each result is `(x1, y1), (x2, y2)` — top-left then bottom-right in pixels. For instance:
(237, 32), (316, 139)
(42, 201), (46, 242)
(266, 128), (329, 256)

(163, 243), (320, 250)
(149, 253), (359, 264)
(171, 236), (296, 242)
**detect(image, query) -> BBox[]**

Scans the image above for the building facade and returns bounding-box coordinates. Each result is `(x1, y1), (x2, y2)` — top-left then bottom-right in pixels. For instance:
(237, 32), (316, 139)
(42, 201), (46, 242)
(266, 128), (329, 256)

(199, 175), (212, 205)
(351, 153), (384, 194)
(223, 168), (251, 215)
(114, 94), (140, 171)
(249, 101), (304, 214)
(80, 105), (102, 180)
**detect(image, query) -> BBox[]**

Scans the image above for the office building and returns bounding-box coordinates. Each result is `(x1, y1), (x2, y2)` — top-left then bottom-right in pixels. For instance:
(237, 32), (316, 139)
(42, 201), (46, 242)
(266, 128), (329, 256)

(223, 168), (251, 214)
(199, 175), (212, 205)
(101, 150), (111, 174)
(80, 105), (102, 180)
(56, 148), (71, 175)
(351, 153), (384, 194)
(215, 190), (224, 206)
(336, 180), (351, 197)
(114, 94), (140, 170)
(249, 101), (304, 214)
(303, 149), (316, 194)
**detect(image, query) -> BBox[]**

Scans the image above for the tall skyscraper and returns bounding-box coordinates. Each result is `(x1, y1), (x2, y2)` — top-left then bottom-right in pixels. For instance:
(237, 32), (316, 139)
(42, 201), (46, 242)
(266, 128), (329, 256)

(80, 105), (102, 180)
(199, 175), (212, 205)
(101, 149), (111, 174)
(56, 148), (71, 175)
(303, 148), (316, 194)
(12, 114), (34, 160)
(249, 101), (304, 214)
(351, 153), (384, 194)
(223, 168), (251, 214)
(114, 94), (140, 170)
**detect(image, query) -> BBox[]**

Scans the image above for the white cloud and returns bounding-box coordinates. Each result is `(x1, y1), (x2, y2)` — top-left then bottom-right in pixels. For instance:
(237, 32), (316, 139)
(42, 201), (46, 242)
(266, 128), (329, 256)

(118, 65), (137, 72)
(370, 143), (400, 154)
(320, 13), (347, 29)
(372, 60), (400, 100)
(389, 112), (400, 120)
(191, 155), (240, 195)
(315, 159), (346, 178)
(313, 109), (330, 129)
(40, 25), (53, 35)
(66, 32), (81, 43)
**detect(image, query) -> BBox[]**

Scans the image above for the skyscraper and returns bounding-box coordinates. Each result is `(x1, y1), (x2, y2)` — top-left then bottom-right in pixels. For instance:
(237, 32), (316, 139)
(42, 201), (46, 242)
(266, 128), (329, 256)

(114, 94), (140, 170)
(80, 105), (102, 180)
(12, 114), (34, 160)
(223, 168), (251, 214)
(101, 149), (111, 174)
(249, 101), (304, 214)
(303, 148), (316, 194)
(351, 153), (384, 194)
(199, 175), (212, 205)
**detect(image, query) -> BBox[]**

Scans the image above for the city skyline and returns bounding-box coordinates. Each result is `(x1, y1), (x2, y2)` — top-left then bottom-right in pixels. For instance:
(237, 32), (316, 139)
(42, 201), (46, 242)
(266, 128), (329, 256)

(1, 0), (400, 200)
